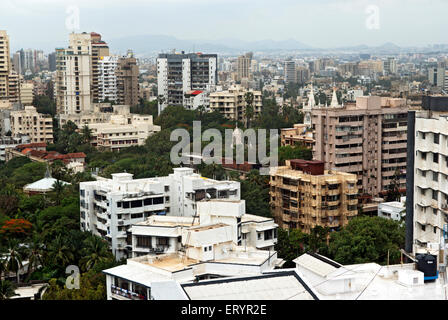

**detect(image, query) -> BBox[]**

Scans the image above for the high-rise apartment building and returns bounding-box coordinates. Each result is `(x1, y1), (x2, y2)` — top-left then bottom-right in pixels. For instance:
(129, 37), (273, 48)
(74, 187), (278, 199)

(98, 56), (118, 103)
(269, 159), (358, 233)
(116, 52), (139, 107)
(237, 53), (252, 82)
(384, 57), (398, 75)
(428, 67), (445, 88)
(79, 168), (240, 259)
(312, 96), (408, 197)
(55, 33), (93, 115)
(209, 85), (262, 122)
(48, 52), (56, 72)
(90, 33), (110, 103)
(284, 60), (297, 84)
(157, 52), (217, 114)
(406, 96), (448, 258)
(0, 31), (10, 100)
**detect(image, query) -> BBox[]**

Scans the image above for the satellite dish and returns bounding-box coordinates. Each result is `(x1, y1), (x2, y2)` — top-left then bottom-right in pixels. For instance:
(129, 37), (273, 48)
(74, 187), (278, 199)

(205, 193), (211, 200)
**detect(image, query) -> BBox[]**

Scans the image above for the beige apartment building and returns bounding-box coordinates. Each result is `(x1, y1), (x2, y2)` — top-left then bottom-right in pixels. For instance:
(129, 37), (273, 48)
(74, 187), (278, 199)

(237, 53), (252, 82)
(87, 114), (160, 151)
(20, 82), (34, 105)
(269, 159), (358, 233)
(312, 96), (408, 197)
(0, 31), (10, 99)
(55, 33), (93, 115)
(10, 106), (53, 143)
(209, 85), (262, 122)
(281, 124), (315, 149)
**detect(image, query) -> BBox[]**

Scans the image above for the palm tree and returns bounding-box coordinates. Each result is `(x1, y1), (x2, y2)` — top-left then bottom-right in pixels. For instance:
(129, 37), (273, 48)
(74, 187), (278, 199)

(5, 240), (23, 284)
(80, 236), (111, 272)
(48, 235), (74, 267)
(244, 92), (255, 128)
(0, 280), (18, 300)
(25, 236), (44, 281)
(52, 180), (66, 206)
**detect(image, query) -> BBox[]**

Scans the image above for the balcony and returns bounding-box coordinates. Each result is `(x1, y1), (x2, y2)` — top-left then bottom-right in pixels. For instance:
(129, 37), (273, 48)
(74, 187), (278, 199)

(110, 285), (147, 300)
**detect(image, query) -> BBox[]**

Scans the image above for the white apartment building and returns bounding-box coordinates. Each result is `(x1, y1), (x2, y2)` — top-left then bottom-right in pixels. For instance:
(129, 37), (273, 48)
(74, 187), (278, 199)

(80, 168), (240, 259)
(130, 200), (278, 258)
(10, 106), (53, 143)
(406, 96), (448, 257)
(157, 52), (217, 114)
(98, 56), (118, 103)
(55, 33), (93, 115)
(87, 114), (161, 151)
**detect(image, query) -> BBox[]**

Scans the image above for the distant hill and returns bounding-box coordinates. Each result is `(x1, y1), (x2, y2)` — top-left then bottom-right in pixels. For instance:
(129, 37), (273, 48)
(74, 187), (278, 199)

(108, 35), (312, 55)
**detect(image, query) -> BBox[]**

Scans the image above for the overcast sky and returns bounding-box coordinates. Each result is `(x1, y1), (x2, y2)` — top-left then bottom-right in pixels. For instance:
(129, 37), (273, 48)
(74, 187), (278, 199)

(0, 0), (446, 52)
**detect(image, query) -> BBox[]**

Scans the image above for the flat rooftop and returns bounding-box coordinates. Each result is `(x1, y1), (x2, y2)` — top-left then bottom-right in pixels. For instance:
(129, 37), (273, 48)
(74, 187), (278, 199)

(136, 216), (196, 227)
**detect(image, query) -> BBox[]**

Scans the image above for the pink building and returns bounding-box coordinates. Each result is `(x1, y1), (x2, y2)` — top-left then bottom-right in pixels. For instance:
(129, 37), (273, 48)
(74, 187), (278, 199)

(312, 96), (408, 197)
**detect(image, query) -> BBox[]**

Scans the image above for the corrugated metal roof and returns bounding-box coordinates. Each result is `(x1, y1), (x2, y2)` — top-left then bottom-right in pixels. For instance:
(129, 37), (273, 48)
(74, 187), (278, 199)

(182, 272), (316, 300)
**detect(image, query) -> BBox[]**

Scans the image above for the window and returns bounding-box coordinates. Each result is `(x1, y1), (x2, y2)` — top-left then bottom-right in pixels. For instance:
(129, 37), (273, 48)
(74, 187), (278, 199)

(432, 190), (438, 201)
(157, 237), (169, 246)
(421, 152), (427, 160)
(433, 172), (439, 182)
(257, 232), (262, 240)
(421, 132), (426, 140)
(434, 133), (440, 144)
(136, 236), (151, 248)
(433, 153), (439, 163)
(421, 170), (426, 177)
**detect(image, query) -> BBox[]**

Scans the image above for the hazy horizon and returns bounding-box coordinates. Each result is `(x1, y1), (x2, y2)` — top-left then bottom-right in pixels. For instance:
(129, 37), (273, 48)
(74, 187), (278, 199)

(1, 0), (447, 53)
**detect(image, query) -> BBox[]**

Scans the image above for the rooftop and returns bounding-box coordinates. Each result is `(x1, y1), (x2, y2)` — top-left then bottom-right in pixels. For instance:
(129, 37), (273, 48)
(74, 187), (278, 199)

(181, 270), (318, 300)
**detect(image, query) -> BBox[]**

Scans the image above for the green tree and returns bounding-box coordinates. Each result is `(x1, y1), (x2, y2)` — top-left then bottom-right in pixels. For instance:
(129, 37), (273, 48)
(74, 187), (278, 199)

(80, 236), (113, 272)
(81, 125), (93, 145)
(5, 239), (23, 283)
(244, 92), (255, 128)
(0, 280), (18, 300)
(328, 216), (405, 265)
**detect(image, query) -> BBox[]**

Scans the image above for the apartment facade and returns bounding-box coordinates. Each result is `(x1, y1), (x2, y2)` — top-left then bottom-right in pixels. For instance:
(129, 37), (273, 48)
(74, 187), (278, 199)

(312, 96), (408, 197)
(406, 96), (448, 257)
(157, 52), (217, 114)
(87, 114), (161, 151)
(90, 32), (110, 103)
(284, 60), (296, 84)
(116, 53), (139, 107)
(98, 56), (118, 103)
(130, 200), (278, 258)
(209, 85), (262, 122)
(10, 106), (53, 143)
(0, 31), (10, 99)
(55, 33), (93, 115)
(79, 168), (240, 259)
(281, 124), (315, 149)
(269, 159), (358, 233)
(237, 53), (252, 82)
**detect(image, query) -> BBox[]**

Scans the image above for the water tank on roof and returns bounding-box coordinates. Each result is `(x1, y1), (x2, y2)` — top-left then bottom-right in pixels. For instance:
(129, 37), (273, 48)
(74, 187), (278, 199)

(416, 254), (438, 281)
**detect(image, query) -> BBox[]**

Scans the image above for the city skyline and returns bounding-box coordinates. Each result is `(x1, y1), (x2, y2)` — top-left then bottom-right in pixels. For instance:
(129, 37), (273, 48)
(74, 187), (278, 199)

(1, 0), (448, 53)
